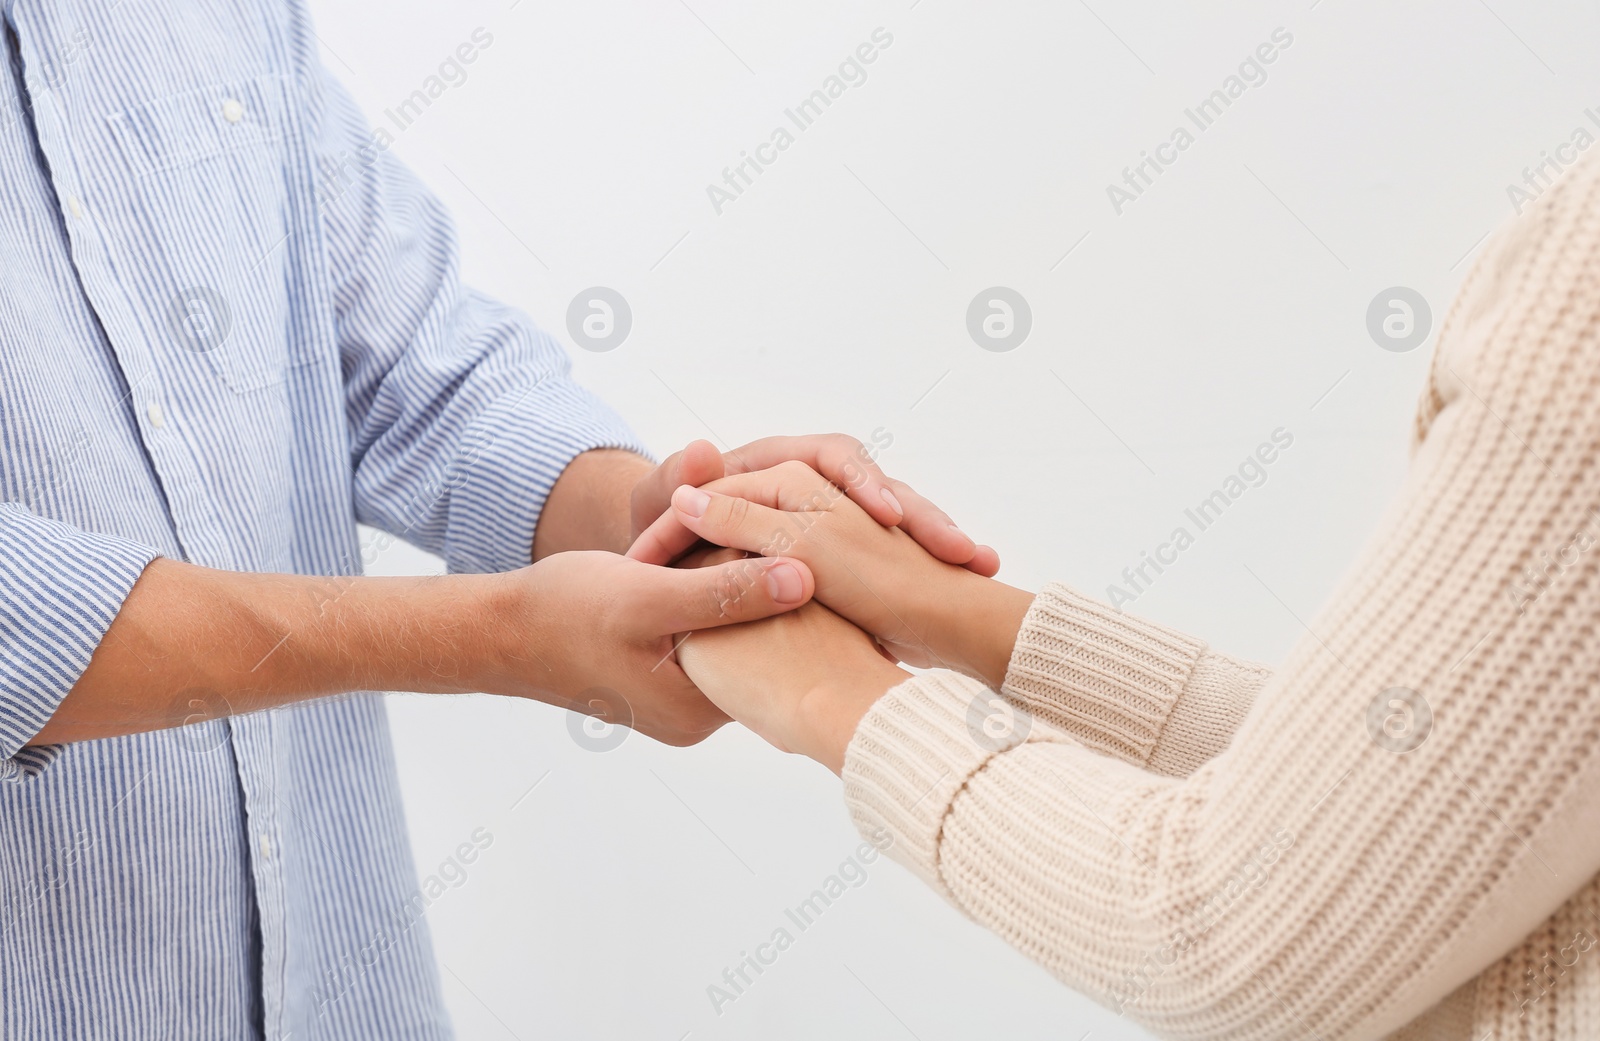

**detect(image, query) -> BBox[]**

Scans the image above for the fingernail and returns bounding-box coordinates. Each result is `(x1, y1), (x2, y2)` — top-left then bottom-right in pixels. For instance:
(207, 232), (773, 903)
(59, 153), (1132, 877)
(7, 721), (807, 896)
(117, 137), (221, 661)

(675, 485), (711, 518)
(880, 487), (903, 517)
(949, 523), (975, 547)
(765, 562), (805, 604)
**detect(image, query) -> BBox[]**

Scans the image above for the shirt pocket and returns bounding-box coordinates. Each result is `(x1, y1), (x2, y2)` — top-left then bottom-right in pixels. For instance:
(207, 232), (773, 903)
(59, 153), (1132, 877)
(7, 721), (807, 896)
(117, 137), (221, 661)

(104, 74), (305, 393)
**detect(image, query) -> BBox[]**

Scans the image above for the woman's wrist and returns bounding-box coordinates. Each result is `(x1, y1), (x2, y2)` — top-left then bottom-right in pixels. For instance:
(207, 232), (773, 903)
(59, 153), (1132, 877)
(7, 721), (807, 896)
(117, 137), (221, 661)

(927, 569), (1035, 690)
(791, 659), (910, 775)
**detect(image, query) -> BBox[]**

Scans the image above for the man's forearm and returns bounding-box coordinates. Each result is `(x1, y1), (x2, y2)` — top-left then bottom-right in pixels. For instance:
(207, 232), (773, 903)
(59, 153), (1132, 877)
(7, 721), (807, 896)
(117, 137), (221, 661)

(37, 445), (682, 749)
(533, 448), (654, 559)
(31, 558), (516, 746)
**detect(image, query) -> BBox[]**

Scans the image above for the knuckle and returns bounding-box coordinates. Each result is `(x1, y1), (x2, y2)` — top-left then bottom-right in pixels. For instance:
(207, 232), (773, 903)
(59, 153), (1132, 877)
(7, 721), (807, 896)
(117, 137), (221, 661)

(774, 458), (819, 485)
(706, 562), (758, 619)
(797, 487), (833, 514)
(720, 493), (752, 529)
(830, 438), (874, 489)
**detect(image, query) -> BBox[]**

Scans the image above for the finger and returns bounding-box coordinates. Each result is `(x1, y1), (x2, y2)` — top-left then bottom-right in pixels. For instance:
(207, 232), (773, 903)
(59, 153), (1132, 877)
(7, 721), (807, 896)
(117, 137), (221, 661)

(630, 439), (725, 540)
(628, 484), (793, 568)
(650, 554), (816, 633)
(690, 481), (817, 561)
(679, 545), (747, 570)
(626, 510), (703, 566)
(724, 436), (993, 570)
(721, 435), (903, 527)
(964, 543), (1002, 577)
(626, 465), (814, 566)
(677, 439), (725, 486)
(631, 461), (1001, 575)
(877, 477), (997, 570)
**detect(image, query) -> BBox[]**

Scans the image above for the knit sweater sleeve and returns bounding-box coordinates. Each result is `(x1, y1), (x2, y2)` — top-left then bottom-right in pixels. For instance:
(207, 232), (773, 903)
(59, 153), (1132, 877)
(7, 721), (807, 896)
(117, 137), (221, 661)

(1000, 583), (1273, 777)
(842, 156), (1600, 1040)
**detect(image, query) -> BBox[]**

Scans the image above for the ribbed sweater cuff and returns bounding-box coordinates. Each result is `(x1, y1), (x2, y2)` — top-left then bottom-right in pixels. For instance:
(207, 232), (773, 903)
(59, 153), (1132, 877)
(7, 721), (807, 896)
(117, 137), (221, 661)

(842, 672), (1026, 900)
(1000, 582), (1208, 766)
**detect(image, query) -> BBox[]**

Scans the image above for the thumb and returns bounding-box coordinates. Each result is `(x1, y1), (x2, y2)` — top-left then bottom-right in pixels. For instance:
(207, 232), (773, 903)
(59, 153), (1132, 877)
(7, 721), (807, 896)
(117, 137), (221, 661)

(673, 438), (726, 488)
(631, 439), (725, 542)
(649, 555), (815, 633)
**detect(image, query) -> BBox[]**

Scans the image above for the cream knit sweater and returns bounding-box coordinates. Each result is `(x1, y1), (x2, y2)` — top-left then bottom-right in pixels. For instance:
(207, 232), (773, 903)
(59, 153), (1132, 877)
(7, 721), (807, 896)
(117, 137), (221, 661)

(842, 152), (1600, 1041)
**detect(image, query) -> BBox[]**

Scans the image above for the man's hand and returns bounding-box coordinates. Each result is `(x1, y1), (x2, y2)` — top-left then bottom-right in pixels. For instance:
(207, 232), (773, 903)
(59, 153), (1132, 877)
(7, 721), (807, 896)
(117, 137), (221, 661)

(631, 437), (1001, 576)
(493, 550), (815, 745)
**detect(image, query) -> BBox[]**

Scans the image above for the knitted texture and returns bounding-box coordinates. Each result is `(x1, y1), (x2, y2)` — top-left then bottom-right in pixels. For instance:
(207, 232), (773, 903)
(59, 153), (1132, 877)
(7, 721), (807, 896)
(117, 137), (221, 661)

(842, 150), (1600, 1040)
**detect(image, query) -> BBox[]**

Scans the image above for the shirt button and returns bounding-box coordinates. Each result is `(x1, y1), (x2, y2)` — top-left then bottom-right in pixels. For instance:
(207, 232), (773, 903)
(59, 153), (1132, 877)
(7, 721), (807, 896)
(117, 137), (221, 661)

(146, 401), (166, 429)
(221, 98), (245, 124)
(259, 835), (273, 860)
(66, 195), (83, 219)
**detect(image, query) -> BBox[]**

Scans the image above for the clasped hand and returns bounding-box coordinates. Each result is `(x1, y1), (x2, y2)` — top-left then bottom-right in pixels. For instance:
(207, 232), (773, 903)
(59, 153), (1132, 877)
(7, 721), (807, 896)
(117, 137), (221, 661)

(504, 434), (1009, 754)
(627, 453), (1027, 773)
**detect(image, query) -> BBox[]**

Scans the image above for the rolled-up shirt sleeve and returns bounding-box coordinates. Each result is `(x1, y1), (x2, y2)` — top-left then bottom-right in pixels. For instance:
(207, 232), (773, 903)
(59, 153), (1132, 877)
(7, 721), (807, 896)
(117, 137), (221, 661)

(0, 503), (158, 782)
(308, 66), (645, 575)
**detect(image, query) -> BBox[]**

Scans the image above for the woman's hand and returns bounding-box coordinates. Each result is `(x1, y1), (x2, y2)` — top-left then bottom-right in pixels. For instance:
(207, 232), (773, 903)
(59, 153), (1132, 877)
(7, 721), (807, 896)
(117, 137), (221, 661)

(628, 461), (1034, 687)
(630, 436), (1002, 575)
(673, 576), (909, 773)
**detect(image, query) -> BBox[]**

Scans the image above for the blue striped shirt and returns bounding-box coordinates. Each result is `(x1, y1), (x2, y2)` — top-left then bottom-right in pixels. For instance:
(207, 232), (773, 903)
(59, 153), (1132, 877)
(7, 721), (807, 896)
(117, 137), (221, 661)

(0, 0), (641, 1036)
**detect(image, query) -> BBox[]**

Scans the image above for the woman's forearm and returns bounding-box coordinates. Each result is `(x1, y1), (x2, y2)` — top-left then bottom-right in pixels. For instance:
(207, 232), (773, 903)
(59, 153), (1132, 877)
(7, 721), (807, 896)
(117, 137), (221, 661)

(837, 155), (1600, 1039)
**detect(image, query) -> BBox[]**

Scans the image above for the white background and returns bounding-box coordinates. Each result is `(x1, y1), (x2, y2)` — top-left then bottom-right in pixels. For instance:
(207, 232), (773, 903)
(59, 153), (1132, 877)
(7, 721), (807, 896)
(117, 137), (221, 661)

(306, 1), (1600, 1038)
